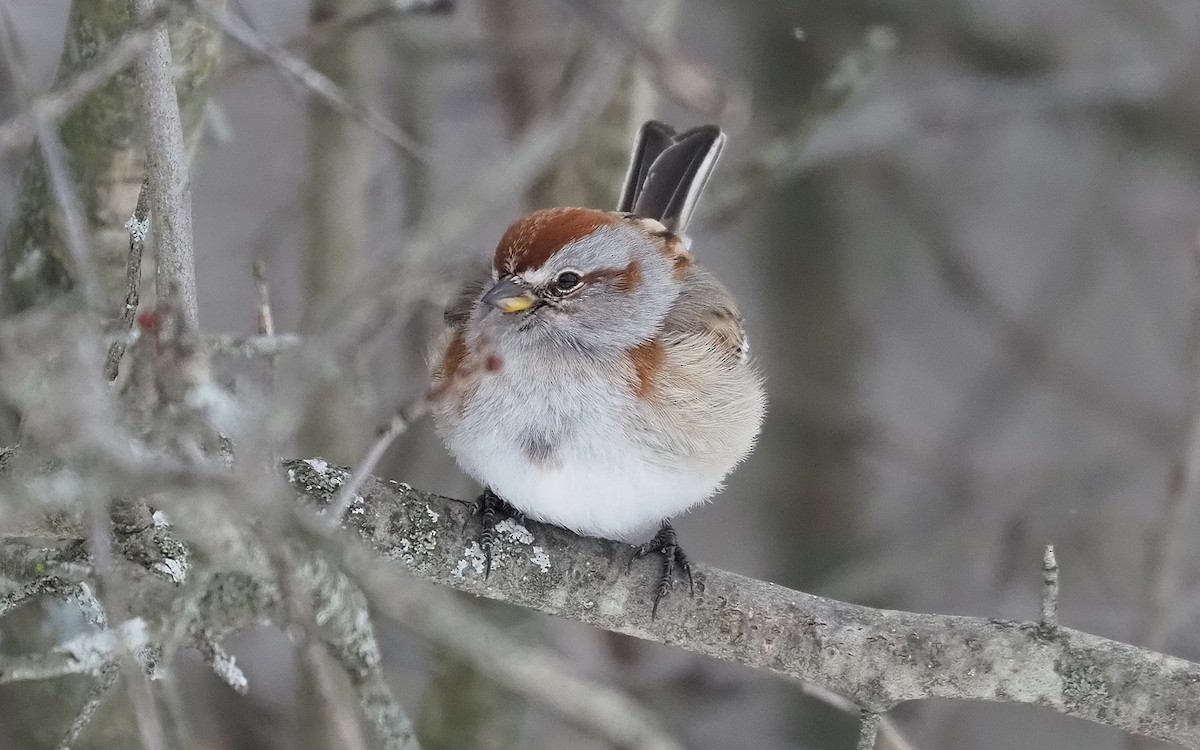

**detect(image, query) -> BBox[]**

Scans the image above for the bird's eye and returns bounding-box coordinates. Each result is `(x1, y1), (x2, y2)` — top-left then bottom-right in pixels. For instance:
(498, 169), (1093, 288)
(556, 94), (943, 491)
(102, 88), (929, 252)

(554, 271), (582, 291)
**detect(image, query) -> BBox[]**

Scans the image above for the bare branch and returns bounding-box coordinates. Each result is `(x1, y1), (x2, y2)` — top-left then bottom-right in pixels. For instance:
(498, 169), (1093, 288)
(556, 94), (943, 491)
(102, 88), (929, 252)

(1125, 229), (1200, 750)
(104, 174), (151, 381)
(556, 0), (740, 119)
(205, 332), (301, 356)
(797, 683), (917, 750)
(252, 260), (274, 337)
(0, 618), (149, 684)
(327, 403), (427, 524)
(1135, 227), (1200, 650)
(195, 634), (247, 695)
(195, 0), (429, 161)
(297, 515), (684, 750)
(1040, 544), (1059, 633)
(0, 3), (175, 156)
(284, 460), (1200, 748)
(55, 662), (120, 750)
(131, 0), (199, 326)
(857, 710), (881, 750)
(0, 8), (101, 307)
(219, 0), (451, 83)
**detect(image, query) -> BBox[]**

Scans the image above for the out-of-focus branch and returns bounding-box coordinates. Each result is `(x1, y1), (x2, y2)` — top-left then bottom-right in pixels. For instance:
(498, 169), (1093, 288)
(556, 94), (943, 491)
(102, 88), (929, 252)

(556, 0), (741, 119)
(283, 459), (1200, 748)
(1127, 230), (1200, 750)
(1, 0), (223, 318)
(0, 10), (102, 309)
(205, 332), (301, 356)
(0, 3), (176, 156)
(195, 0), (428, 161)
(798, 683), (916, 750)
(704, 26), (897, 227)
(55, 663), (120, 750)
(218, 0), (451, 82)
(298, 0), (378, 463)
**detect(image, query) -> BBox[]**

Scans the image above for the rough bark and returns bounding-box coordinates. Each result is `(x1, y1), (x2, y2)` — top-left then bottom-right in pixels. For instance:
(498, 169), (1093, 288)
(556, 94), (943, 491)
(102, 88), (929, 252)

(283, 458), (1200, 749)
(1, 0), (221, 318)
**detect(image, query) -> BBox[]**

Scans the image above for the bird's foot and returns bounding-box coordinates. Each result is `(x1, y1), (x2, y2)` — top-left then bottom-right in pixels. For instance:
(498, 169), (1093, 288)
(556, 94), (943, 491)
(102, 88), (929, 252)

(632, 522), (694, 619)
(474, 488), (524, 578)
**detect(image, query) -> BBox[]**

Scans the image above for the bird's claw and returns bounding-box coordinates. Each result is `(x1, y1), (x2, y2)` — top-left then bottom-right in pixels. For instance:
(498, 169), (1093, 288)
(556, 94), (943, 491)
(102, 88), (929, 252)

(633, 522), (694, 619)
(474, 488), (521, 578)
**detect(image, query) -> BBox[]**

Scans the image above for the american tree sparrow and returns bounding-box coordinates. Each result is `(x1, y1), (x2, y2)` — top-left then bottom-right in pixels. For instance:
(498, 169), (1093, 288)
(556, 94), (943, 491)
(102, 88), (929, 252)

(431, 121), (766, 615)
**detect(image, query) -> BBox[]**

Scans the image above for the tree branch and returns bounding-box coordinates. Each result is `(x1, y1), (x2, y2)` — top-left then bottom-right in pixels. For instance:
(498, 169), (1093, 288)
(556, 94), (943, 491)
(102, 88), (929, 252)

(131, 0), (199, 326)
(284, 458), (1200, 748)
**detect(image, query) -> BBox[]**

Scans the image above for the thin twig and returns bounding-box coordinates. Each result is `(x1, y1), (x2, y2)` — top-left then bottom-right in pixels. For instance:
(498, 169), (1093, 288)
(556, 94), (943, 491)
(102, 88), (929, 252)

(206, 332), (301, 356)
(55, 663), (120, 750)
(352, 668), (420, 750)
(218, 0), (451, 82)
(253, 260), (275, 337)
(1040, 544), (1059, 633)
(195, 634), (248, 694)
(798, 683), (918, 750)
(327, 402), (427, 523)
(131, 0), (199, 326)
(857, 710), (882, 750)
(104, 175), (152, 381)
(251, 259), (278, 379)
(195, 0), (429, 161)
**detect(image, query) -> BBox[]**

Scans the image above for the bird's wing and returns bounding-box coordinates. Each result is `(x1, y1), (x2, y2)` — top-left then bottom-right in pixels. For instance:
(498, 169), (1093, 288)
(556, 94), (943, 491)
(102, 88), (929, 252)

(661, 264), (750, 365)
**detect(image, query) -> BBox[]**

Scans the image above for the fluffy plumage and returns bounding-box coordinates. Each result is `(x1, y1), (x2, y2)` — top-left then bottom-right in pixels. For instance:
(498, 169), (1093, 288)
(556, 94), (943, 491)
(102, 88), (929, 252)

(430, 123), (765, 542)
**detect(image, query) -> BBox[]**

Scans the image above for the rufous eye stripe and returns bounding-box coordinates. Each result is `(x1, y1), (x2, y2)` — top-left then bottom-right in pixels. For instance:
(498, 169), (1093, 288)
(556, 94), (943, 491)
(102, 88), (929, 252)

(494, 207), (616, 274)
(581, 259), (642, 292)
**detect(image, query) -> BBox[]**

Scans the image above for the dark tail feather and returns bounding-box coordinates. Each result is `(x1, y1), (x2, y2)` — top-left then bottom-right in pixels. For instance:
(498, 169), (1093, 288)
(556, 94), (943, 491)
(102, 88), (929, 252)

(618, 122), (726, 235)
(617, 121), (676, 214)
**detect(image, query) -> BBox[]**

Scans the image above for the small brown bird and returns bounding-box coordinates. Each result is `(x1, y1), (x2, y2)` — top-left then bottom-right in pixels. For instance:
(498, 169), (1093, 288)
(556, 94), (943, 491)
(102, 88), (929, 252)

(431, 121), (766, 615)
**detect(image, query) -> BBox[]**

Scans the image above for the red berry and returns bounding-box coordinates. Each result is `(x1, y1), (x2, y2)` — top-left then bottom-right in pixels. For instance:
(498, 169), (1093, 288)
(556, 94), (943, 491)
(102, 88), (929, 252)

(136, 311), (158, 334)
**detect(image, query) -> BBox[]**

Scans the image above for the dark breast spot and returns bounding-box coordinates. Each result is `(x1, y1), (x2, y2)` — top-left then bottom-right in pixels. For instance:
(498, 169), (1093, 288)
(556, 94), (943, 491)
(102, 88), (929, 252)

(522, 432), (559, 467)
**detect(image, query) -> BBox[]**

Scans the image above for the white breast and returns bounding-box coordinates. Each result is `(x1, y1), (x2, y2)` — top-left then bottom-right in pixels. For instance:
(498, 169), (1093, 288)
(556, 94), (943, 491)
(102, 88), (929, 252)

(439, 354), (726, 542)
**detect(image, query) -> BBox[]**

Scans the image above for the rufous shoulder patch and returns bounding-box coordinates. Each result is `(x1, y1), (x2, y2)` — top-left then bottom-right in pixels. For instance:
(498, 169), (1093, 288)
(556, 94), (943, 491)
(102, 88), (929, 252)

(628, 338), (664, 399)
(435, 328), (467, 388)
(494, 207), (616, 273)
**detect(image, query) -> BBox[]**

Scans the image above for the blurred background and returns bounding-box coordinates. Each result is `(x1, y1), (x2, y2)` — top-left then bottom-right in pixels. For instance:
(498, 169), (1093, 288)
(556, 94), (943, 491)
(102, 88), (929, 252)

(2, 0), (1200, 748)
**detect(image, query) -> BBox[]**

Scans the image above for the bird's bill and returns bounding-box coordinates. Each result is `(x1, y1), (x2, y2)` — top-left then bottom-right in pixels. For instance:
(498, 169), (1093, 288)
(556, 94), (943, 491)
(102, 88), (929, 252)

(482, 277), (537, 314)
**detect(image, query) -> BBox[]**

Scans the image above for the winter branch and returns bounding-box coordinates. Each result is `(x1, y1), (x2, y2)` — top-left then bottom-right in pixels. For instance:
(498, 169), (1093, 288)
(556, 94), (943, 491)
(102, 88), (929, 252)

(283, 458), (1200, 748)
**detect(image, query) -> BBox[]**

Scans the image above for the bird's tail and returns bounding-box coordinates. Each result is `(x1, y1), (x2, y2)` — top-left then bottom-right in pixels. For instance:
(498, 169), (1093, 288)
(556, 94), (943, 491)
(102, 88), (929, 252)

(617, 120), (726, 236)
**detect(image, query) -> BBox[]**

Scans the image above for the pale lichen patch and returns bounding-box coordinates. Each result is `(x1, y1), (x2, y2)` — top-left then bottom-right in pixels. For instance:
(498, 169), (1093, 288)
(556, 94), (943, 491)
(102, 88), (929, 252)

(530, 546), (551, 573)
(459, 542), (487, 576)
(496, 518), (533, 545)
